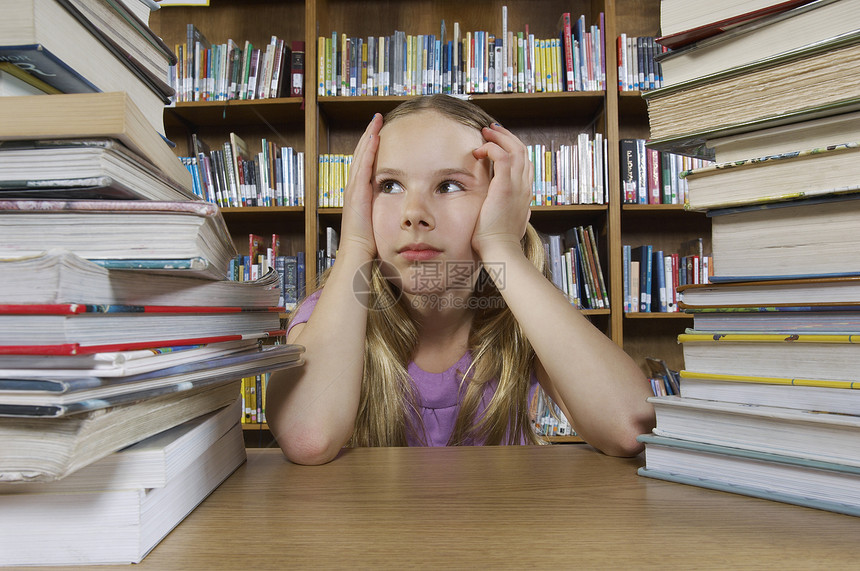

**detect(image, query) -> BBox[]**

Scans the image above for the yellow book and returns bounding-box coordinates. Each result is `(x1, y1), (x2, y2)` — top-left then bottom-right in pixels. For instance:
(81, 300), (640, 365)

(534, 40), (543, 92)
(679, 332), (860, 344)
(317, 36), (326, 96)
(0, 92), (192, 192)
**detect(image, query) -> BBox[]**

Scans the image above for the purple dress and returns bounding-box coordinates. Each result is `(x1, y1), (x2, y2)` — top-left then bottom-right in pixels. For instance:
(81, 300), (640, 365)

(288, 290), (539, 446)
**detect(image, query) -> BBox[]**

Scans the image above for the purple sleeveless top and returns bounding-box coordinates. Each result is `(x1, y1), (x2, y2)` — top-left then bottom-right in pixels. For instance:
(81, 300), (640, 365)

(288, 290), (539, 446)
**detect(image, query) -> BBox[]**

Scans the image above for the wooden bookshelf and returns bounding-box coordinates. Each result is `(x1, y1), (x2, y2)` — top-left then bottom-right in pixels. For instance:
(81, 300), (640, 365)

(150, 0), (709, 444)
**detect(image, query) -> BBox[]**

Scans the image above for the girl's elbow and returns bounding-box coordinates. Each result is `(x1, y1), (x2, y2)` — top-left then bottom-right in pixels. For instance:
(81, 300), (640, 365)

(271, 424), (344, 465)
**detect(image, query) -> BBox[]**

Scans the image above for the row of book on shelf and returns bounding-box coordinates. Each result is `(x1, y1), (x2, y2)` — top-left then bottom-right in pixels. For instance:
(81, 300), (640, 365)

(623, 238), (711, 314)
(0, 0), (310, 563)
(171, 24), (305, 102)
(181, 133), (305, 208)
(318, 133), (608, 209)
(232, 233), (306, 311)
(540, 225), (609, 311)
(636, 0), (860, 518)
(318, 10), (605, 97)
(617, 35), (667, 92)
(619, 138), (714, 205)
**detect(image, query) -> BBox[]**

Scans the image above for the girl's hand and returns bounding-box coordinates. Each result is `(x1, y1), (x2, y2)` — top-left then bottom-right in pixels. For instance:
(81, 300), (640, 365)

(471, 123), (533, 259)
(340, 113), (383, 259)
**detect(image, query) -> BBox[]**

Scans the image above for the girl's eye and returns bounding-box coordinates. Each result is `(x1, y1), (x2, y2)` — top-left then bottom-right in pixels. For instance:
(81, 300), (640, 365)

(379, 180), (404, 194)
(438, 181), (464, 194)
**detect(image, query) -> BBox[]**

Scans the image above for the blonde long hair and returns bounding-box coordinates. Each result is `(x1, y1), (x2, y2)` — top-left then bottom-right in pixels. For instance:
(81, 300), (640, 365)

(302, 95), (549, 446)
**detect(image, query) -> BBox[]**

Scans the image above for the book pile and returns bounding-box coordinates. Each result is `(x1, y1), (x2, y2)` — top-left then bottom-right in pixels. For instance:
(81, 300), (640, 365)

(0, 0), (305, 565)
(637, 0), (860, 518)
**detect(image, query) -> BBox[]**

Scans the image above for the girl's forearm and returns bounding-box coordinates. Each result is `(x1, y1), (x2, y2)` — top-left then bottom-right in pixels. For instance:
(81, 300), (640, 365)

(482, 242), (655, 456)
(267, 248), (372, 464)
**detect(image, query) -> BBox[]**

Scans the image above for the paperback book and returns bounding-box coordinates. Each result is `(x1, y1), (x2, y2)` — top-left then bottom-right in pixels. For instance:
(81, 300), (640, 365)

(0, 399), (247, 565)
(0, 199), (237, 279)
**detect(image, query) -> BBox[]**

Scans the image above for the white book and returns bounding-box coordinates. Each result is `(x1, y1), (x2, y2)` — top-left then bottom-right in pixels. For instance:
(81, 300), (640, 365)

(0, 399), (247, 565)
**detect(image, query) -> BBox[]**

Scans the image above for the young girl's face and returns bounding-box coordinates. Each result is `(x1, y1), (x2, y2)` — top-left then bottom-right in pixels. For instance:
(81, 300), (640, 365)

(372, 110), (490, 297)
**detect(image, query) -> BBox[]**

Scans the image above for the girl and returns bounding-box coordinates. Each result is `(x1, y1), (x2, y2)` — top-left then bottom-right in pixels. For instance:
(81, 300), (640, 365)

(267, 95), (654, 465)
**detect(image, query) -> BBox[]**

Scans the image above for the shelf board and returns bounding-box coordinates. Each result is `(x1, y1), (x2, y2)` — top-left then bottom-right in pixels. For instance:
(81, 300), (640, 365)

(624, 312), (693, 319)
(221, 206), (304, 214)
(543, 435), (585, 444)
(242, 423), (270, 431)
(318, 92), (606, 124)
(165, 97), (305, 129)
(622, 204), (687, 212)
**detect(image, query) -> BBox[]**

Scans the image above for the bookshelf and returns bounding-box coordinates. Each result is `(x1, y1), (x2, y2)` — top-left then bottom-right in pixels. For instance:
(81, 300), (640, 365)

(150, 0), (708, 436)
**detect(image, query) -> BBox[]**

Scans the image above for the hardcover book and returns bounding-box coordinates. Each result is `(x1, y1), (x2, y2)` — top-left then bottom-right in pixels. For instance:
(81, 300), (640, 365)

(683, 142), (860, 211)
(657, 0), (817, 49)
(677, 371), (860, 416)
(656, 0), (856, 85)
(638, 434), (860, 518)
(707, 194), (860, 280)
(647, 395), (860, 468)
(0, 92), (192, 191)
(1, 0), (173, 136)
(678, 276), (860, 306)
(679, 331), (860, 381)
(644, 32), (860, 154)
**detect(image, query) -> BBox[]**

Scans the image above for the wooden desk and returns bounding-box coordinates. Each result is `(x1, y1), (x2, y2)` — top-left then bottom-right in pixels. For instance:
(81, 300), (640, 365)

(80, 446), (860, 569)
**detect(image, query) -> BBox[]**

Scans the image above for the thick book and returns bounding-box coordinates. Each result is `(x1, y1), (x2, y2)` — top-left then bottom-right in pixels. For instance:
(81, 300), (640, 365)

(648, 395), (860, 468)
(0, 379), (239, 483)
(0, 250), (280, 306)
(684, 142), (860, 211)
(708, 194), (860, 280)
(685, 306), (860, 334)
(0, 302), (282, 349)
(1, 0), (173, 136)
(0, 400), (247, 565)
(679, 331), (860, 382)
(0, 138), (198, 201)
(66, 0), (177, 83)
(0, 199), (237, 279)
(637, 434), (860, 518)
(658, 1), (859, 87)
(644, 31), (860, 153)
(0, 343), (303, 418)
(0, 92), (192, 192)
(678, 371), (860, 416)
(657, 0), (817, 49)
(678, 276), (860, 306)
(704, 108), (860, 163)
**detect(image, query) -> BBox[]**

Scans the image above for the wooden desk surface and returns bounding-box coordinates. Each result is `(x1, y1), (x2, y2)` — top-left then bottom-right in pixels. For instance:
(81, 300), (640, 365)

(70, 446), (860, 569)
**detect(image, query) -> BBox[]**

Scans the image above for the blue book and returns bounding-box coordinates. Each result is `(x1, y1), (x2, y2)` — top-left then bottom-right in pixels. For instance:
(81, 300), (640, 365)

(652, 249), (667, 312)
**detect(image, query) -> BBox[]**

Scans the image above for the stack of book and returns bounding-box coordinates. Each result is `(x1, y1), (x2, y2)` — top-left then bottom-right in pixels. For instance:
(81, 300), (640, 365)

(637, 0), (860, 517)
(0, 0), (305, 564)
